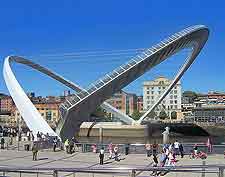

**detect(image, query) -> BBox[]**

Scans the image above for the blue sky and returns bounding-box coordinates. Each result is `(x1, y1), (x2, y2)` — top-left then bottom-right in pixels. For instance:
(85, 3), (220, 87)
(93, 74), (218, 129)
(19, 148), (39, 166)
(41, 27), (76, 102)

(0, 0), (224, 96)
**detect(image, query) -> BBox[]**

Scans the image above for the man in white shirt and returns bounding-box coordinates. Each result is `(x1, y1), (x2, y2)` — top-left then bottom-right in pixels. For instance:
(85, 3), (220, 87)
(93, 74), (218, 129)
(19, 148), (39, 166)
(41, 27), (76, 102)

(174, 140), (180, 155)
(99, 147), (104, 165)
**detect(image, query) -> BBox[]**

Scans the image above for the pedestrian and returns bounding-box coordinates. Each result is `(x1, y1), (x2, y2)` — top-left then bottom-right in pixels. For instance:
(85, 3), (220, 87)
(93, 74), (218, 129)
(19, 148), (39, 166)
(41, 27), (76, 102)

(179, 143), (184, 158)
(108, 143), (113, 159)
(53, 138), (57, 152)
(99, 147), (104, 165)
(69, 140), (74, 154)
(152, 141), (158, 156)
(64, 139), (69, 153)
(125, 143), (129, 155)
(206, 137), (212, 153)
(174, 140), (180, 155)
(151, 155), (158, 176)
(32, 143), (38, 161)
(91, 144), (97, 153)
(193, 144), (198, 155)
(114, 145), (120, 161)
(145, 143), (151, 157)
(37, 132), (41, 141)
(159, 150), (167, 167)
(1, 137), (5, 149)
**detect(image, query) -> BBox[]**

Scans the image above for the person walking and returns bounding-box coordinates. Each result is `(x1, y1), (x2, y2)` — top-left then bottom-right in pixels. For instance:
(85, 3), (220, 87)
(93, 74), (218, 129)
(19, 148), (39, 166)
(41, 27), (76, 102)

(151, 155), (158, 176)
(99, 147), (104, 165)
(114, 145), (120, 161)
(64, 139), (69, 153)
(174, 140), (180, 155)
(152, 142), (158, 156)
(125, 143), (129, 155)
(53, 138), (57, 152)
(32, 143), (38, 161)
(69, 140), (74, 154)
(1, 137), (5, 149)
(179, 143), (184, 158)
(108, 143), (113, 159)
(145, 143), (151, 157)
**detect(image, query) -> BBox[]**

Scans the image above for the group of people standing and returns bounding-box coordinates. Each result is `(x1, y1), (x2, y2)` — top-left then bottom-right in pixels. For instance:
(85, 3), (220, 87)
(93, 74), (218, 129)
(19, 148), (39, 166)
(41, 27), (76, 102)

(149, 140), (184, 176)
(98, 143), (121, 165)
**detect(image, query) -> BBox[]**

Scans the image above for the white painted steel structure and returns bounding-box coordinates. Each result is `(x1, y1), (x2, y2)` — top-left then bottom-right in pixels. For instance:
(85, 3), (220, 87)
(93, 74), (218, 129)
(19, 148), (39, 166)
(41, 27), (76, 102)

(3, 25), (209, 140)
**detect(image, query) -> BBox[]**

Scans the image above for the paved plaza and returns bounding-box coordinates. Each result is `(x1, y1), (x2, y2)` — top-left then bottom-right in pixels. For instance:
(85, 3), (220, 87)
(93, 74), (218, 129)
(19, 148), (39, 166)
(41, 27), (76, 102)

(0, 149), (224, 177)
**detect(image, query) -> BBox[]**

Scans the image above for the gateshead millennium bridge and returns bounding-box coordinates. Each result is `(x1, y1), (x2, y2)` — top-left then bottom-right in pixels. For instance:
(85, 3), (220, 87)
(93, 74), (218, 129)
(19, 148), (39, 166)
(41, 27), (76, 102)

(3, 25), (209, 141)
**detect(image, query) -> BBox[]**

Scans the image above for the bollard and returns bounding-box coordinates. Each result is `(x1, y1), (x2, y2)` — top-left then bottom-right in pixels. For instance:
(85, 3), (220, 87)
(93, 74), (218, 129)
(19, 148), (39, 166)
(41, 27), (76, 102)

(219, 167), (224, 177)
(53, 170), (58, 177)
(131, 170), (136, 177)
(201, 160), (206, 177)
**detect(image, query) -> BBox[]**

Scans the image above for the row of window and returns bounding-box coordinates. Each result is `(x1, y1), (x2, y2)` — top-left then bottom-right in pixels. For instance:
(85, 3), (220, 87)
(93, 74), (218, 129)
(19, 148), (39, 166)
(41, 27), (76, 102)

(146, 104), (178, 109)
(146, 90), (178, 95)
(146, 86), (177, 90)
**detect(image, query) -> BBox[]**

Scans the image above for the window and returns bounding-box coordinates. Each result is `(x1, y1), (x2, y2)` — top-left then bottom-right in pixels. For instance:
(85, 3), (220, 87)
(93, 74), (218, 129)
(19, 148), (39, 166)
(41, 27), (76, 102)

(163, 87), (165, 89)
(151, 91), (154, 94)
(151, 101), (154, 104)
(147, 91), (150, 94)
(170, 100), (173, 104)
(41, 113), (44, 116)
(147, 96), (150, 99)
(170, 90), (173, 94)
(170, 105), (173, 109)
(151, 96), (154, 99)
(158, 87), (161, 89)
(53, 113), (56, 116)
(174, 95), (177, 99)
(147, 101), (150, 104)
(174, 105), (177, 109)
(170, 95), (173, 99)
(174, 90), (177, 94)
(158, 91), (161, 94)
(151, 87), (154, 90)
(147, 87), (150, 90)
(174, 86), (177, 89)
(174, 100), (177, 104)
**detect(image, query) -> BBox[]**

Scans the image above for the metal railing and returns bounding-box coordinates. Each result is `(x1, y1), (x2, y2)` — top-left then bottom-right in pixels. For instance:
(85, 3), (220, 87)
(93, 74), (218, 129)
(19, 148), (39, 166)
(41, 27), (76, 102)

(0, 165), (224, 177)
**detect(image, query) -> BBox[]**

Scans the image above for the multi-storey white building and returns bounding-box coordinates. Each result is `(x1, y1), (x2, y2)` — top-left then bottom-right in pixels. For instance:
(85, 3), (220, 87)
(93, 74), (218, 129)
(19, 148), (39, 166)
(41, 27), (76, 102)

(143, 76), (182, 119)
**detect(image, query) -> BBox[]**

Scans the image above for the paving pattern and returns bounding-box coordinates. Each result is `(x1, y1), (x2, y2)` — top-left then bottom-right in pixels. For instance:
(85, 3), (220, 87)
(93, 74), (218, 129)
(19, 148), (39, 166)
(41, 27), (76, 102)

(0, 149), (224, 177)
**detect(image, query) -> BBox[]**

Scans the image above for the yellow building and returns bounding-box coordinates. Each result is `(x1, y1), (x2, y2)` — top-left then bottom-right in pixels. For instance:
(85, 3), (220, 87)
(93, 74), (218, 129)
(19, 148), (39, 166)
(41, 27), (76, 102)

(11, 101), (61, 128)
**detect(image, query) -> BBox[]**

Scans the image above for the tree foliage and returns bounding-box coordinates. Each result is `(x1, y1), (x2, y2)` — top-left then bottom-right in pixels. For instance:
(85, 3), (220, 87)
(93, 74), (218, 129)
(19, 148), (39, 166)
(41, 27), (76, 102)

(159, 110), (167, 120)
(131, 110), (143, 120)
(91, 107), (107, 118)
(171, 111), (177, 119)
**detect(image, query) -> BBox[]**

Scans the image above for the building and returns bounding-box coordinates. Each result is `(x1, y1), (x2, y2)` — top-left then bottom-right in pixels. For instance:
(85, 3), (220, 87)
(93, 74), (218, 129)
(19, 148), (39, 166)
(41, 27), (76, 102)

(143, 76), (182, 119)
(0, 95), (14, 113)
(106, 91), (137, 116)
(193, 105), (225, 123)
(11, 98), (63, 128)
(137, 96), (144, 113)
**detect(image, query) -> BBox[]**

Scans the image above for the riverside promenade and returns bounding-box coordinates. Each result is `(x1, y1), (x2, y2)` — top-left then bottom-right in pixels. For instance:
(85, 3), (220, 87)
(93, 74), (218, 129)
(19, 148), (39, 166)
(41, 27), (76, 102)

(0, 149), (224, 177)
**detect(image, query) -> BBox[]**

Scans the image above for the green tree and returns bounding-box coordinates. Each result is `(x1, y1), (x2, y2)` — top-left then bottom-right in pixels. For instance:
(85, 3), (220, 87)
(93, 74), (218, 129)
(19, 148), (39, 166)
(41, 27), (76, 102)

(131, 110), (143, 120)
(159, 110), (167, 120)
(171, 111), (177, 119)
(147, 111), (157, 119)
(91, 107), (107, 118)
